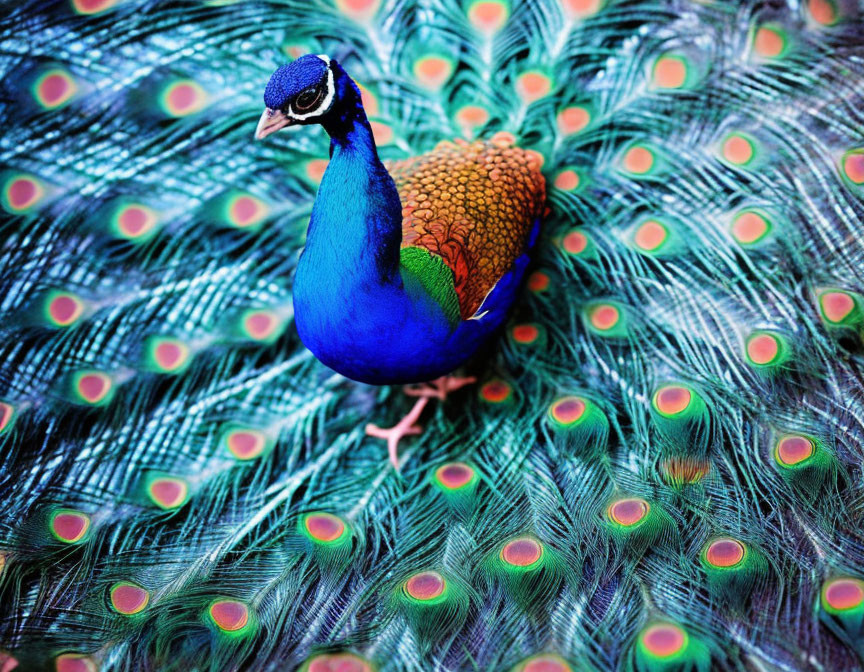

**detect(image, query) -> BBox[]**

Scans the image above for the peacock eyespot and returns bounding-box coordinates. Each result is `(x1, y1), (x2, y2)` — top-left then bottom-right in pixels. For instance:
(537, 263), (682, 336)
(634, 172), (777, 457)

(50, 510), (91, 544)
(33, 69), (77, 109)
(147, 476), (189, 509)
(652, 54), (688, 89)
(413, 55), (454, 90)
(155, 341), (186, 371)
(404, 571), (446, 601)
(518, 654), (572, 672)
(160, 80), (208, 118)
(819, 291), (856, 324)
(511, 323), (540, 344)
(549, 396), (587, 426)
(147, 337), (191, 373)
(745, 333), (780, 366)
(225, 428), (268, 460)
(3, 174), (45, 213)
(113, 203), (159, 240)
(356, 81), (379, 116)
(557, 106), (591, 135)
(370, 121), (394, 145)
(208, 599), (250, 632)
(241, 309), (284, 343)
(303, 512), (348, 543)
(306, 652), (372, 672)
(435, 462), (476, 489)
(227, 194), (268, 229)
(621, 144), (656, 175)
(305, 159), (329, 184)
(588, 304), (620, 331)
(808, 0), (839, 26)
(467, 0), (510, 34)
(608, 498), (649, 527)
(500, 537), (544, 568)
(633, 219), (668, 252)
(516, 71), (553, 104)
(561, 229), (589, 255)
(110, 581), (150, 615)
(46, 292), (84, 328)
(335, 0), (381, 21)
(731, 209), (771, 245)
(480, 380), (512, 403)
(0, 402), (14, 434)
(527, 271), (550, 292)
(638, 623), (688, 658)
(55, 654), (98, 672)
(553, 169), (580, 192)
(282, 43), (309, 60)
(72, 0), (118, 15)
(753, 25), (788, 59)
(720, 132), (757, 166)
(561, 0), (604, 20)
(244, 312), (275, 338)
(74, 371), (113, 405)
(455, 105), (490, 132)
(652, 385), (691, 417)
(704, 538), (746, 568)
(822, 578), (864, 612)
(841, 150), (864, 185)
(775, 435), (815, 466)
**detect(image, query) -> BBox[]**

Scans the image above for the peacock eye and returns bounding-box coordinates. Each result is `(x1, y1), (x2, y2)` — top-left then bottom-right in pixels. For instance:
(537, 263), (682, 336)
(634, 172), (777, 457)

(295, 86), (323, 113)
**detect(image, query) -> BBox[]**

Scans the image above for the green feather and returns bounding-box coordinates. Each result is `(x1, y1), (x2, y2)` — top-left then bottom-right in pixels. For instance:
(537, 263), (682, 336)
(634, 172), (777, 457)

(399, 246), (461, 326)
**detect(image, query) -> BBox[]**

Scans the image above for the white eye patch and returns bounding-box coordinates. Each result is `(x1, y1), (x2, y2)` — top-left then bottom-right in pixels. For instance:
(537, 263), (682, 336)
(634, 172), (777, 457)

(287, 60), (335, 121)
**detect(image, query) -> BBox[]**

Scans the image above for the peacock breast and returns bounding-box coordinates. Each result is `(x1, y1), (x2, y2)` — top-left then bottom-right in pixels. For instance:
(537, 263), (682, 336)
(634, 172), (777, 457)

(293, 256), (466, 384)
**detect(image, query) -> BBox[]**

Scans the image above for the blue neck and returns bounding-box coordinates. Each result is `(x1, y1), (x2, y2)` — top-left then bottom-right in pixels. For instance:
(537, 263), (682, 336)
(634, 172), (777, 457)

(302, 67), (402, 286)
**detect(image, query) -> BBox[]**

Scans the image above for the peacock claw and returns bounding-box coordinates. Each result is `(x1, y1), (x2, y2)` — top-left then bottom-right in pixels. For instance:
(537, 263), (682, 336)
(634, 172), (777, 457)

(365, 397), (428, 470)
(366, 375), (477, 469)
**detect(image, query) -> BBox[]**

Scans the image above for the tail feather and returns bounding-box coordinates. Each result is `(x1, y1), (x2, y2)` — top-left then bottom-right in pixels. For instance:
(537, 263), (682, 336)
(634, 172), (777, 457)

(2, 0), (864, 670)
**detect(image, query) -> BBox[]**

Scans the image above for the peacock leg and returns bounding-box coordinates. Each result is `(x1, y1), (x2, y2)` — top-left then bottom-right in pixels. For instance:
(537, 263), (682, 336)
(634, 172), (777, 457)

(365, 375), (476, 468)
(403, 374), (477, 401)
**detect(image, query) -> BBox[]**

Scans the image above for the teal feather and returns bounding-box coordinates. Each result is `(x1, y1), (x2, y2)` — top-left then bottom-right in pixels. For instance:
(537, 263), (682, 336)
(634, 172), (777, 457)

(1, 0), (864, 670)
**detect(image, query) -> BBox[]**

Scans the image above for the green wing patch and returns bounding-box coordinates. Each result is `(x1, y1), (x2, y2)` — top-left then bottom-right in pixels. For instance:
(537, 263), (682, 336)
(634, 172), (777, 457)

(399, 246), (461, 327)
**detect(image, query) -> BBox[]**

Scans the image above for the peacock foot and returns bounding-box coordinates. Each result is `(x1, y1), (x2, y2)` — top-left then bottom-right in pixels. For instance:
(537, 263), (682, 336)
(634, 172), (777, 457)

(365, 375), (476, 469)
(403, 374), (477, 401)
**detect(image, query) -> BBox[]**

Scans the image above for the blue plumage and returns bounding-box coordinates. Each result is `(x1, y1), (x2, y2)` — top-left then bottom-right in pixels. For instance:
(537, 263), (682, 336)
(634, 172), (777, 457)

(263, 56), (329, 111)
(261, 56), (544, 384)
(294, 113), (457, 384)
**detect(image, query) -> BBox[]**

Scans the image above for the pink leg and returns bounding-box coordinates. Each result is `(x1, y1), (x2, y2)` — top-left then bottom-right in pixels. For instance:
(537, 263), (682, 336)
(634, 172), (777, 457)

(366, 397), (428, 469)
(365, 375), (477, 469)
(404, 375), (477, 401)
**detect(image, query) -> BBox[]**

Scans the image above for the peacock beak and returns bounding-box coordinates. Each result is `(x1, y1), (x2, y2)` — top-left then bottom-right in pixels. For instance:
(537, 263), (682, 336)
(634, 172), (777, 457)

(255, 108), (293, 140)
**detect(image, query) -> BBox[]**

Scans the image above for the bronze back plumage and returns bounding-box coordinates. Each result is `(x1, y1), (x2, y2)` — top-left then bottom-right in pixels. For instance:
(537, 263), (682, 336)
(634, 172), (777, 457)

(388, 132), (546, 319)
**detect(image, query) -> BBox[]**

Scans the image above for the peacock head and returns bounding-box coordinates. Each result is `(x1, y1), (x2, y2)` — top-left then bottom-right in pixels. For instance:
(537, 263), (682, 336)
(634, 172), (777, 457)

(256, 54), (338, 140)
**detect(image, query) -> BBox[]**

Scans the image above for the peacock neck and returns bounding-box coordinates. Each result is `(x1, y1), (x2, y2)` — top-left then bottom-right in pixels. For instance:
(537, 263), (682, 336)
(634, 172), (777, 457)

(301, 72), (402, 289)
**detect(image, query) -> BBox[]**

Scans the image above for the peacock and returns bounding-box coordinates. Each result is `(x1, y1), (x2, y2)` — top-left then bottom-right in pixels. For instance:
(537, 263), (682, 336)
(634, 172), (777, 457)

(1, 0), (864, 670)
(256, 52), (545, 466)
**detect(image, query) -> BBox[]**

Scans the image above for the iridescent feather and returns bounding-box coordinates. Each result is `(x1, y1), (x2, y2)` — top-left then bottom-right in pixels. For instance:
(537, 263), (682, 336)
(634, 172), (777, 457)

(0, 0), (863, 671)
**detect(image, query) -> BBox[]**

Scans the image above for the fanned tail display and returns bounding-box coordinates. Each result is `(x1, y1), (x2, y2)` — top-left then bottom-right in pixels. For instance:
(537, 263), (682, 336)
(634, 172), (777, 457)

(1, 1), (864, 670)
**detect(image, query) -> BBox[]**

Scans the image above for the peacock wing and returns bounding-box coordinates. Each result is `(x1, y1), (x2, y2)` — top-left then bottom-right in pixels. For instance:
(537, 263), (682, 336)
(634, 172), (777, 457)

(387, 133), (546, 320)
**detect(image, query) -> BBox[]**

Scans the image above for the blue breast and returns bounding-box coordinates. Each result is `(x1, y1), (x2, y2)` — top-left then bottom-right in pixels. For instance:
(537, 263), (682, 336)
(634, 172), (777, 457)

(291, 83), (531, 385)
